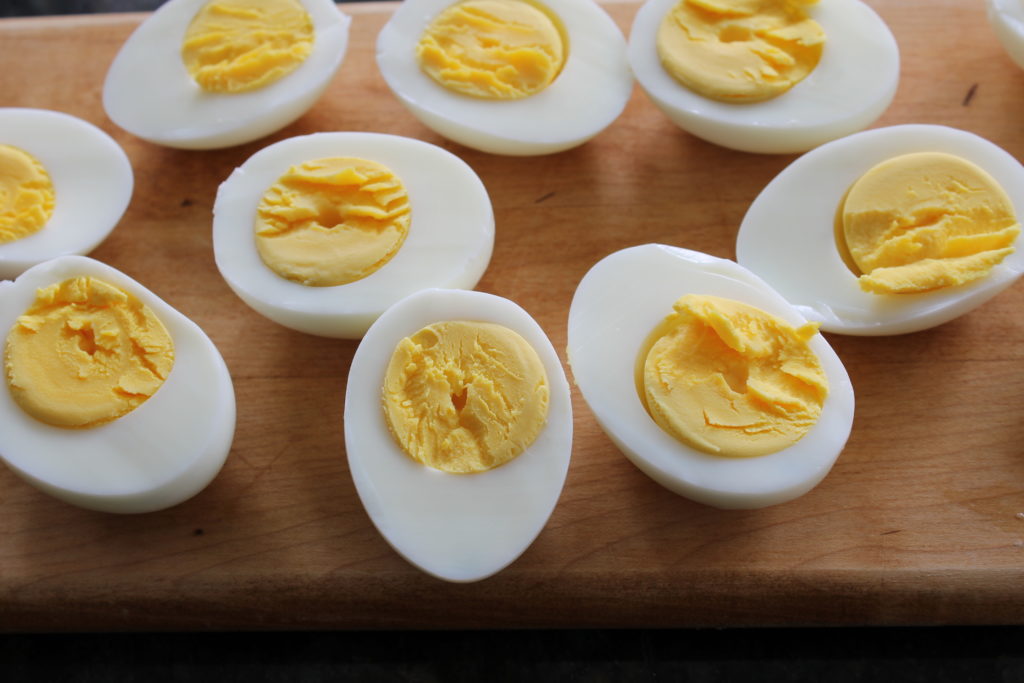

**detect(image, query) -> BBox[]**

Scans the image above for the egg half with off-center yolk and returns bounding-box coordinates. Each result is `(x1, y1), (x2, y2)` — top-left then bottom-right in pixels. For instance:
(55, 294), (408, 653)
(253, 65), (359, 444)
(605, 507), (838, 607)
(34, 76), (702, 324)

(628, 0), (899, 154)
(213, 132), (494, 338)
(737, 124), (1024, 335)
(0, 256), (235, 514)
(0, 109), (133, 281)
(376, 0), (634, 155)
(567, 244), (854, 510)
(103, 0), (350, 150)
(345, 288), (572, 582)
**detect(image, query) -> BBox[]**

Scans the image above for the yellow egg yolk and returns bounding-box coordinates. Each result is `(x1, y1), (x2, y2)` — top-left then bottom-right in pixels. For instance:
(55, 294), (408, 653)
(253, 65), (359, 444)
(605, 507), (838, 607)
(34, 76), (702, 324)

(637, 294), (828, 458)
(656, 0), (824, 103)
(382, 320), (550, 473)
(181, 0), (314, 94)
(838, 152), (1021, 295)
(4, 277), (175, 429)
(416, 0), (567, 100)
(255, 157), (411, 287)
(0, 144), (55, 245)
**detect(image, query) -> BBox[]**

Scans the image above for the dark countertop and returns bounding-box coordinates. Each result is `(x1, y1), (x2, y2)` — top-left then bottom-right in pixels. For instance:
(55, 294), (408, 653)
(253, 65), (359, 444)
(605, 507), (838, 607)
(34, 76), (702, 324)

(1, 0), (166, 16)
(5, 627), (1024, 681)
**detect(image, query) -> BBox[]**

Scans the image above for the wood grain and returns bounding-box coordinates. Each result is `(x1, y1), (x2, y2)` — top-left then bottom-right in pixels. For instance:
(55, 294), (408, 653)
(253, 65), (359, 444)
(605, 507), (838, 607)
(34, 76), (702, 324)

(2, 0), (1024, 630)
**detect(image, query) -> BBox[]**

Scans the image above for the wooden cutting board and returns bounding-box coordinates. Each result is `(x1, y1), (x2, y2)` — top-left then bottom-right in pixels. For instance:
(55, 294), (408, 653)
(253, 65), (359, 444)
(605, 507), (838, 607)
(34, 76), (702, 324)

(2, 0), (1024, 630)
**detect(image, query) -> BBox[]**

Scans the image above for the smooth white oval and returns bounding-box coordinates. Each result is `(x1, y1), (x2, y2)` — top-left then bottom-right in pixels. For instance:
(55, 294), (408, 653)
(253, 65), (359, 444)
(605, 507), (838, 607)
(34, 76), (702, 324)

(628, 0), (899, 154)
(736, 124), (1024, 335)
(103, 0), (350, 150)
(345, 288), (572, 582)
(987, 0), (1024, 70)
(568, 244), (854, 510)
(0, 108), (133, 281)
(0, 256), (236, 513)
(213, 132), (494, 338)
(376, 0), (634, 155)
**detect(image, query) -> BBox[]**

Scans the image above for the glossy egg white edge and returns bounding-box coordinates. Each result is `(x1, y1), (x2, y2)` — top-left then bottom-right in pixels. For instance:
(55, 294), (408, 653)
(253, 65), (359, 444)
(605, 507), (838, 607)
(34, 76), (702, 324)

(0, 109), (133, 281)
(0, 256), (236, 513)
(627, 0), (899, 154)
(987, 0), (1024, 70)
(375, 0), (634, 156)
(345, 288), (573, 582)
(567, 244), (855, 510)
(736, 124), (1024, 336)
(213, 132), (495, 338)
(102, 0), (351, 150)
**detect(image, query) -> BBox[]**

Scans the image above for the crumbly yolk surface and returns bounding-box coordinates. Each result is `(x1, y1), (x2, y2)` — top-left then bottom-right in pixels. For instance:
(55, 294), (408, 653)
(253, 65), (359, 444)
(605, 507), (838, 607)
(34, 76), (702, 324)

(383, 321), (550, 474)
(4, 277), (174, 429)
(416, 0), (567, 100)
(839, 152), (1021, 295)
(255, 157), (411, 287)
(0, 144), (55, 245)
(181, 0), (314, 94)
(656, 0), (824, 103)
(637, 294), (827, 458)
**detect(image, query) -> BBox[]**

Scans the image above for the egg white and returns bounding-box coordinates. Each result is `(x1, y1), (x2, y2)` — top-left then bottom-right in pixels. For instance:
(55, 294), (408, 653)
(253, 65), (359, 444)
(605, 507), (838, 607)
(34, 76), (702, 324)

(345, 288), (573, 582)
(987, 0), (1024, 70)
(736, 125), (1024, 336)
(628, 0), (899, 154)
(102, 0), (350, 150)
(0, 109), (133, 281)
(213, 132), (495, 338)
(567, 244), (854, 510)
(0, 256), (236, 513)
(376, 0), (634, 155)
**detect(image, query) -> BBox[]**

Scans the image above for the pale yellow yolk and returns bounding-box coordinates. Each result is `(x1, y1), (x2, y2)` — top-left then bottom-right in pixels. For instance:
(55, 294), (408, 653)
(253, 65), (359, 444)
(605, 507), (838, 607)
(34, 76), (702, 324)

(181, 0), (314, 94)
(382, 321), (550, 474)
(255, 157), (411, 287)
(637, 294), (828, 458)
(4, 277), (174, 429)
(656, 0), (824, 103)
(416, 0), (567, 100)
(839, 152), (1021, 295)
(0, 144), (55, 245)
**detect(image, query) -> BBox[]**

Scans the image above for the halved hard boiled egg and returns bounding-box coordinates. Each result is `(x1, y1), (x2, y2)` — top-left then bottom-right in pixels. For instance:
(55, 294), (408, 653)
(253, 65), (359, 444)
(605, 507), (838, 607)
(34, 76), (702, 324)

(376, 0), (634, 155)
(568, 244), (854, 510)
(987, 0), (1024, 70)
(103, 0), (351, 149)
(213, 132), (494, 338)
(0, 108), (133, 280)
(345, 288), (572, 582)
(737, 125), (1024, 335)
(0, 256), (235, 513)
(628, 0), (899, 154)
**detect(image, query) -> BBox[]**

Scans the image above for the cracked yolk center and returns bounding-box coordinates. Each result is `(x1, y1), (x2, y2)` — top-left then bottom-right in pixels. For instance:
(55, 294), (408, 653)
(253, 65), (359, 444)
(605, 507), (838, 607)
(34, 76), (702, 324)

(416, 0), (567, 100)
(255, 157), (411, 287)
(636, 294), (827, 458)
(181, 0), (315, 94)
(656, 0), (825, 103)
(382, 320), (550, 473)
(837, 152), (1021, 294)
(0, 143), (55, 244)
(4, 277), (175, 429)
